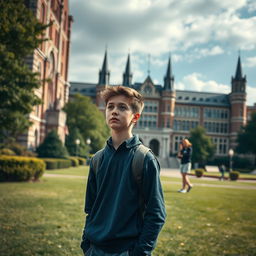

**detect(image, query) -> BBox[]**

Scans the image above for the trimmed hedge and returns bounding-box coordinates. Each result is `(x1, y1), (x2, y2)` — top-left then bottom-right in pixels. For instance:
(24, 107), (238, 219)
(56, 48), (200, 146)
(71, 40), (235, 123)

(68, 157), (79, 167)
(229, 171), (240, 181)
(77, 157), (86, 166)
(40, 158), (72, 170)
(0, 156), (45, 182)
(0, 148), (16, 156)
(195, 169), (204, 178)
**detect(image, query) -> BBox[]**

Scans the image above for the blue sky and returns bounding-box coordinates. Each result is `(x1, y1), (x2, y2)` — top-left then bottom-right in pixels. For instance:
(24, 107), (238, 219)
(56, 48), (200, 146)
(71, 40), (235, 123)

(69, 0), (256, 105)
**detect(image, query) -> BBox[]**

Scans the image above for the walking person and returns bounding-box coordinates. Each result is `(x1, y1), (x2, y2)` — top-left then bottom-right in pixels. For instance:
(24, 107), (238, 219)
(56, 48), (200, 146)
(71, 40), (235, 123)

(177, 139), (193, 193)
(218, 164), (226, 181)
(81, 86), (166, 256)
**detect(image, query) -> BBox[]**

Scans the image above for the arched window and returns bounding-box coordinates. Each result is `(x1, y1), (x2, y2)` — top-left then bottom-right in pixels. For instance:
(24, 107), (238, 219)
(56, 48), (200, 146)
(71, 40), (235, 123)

(41, 3), (45, 23)
(34, 129), (39, 148)
(48, 52), (55, 108)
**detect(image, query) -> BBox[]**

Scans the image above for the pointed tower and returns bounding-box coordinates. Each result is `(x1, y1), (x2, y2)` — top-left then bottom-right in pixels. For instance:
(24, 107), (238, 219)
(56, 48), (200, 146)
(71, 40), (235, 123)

(163, 57), (174, 91)
(229, 55), (247, 149)
(122, 54), (133, 87)
(98, 50), (110, 86)
(96, 50), (110, 111)
(160, 57), (176, 148)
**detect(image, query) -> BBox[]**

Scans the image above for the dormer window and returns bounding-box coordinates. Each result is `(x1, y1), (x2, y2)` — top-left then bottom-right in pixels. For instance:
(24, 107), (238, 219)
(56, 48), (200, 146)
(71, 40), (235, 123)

(144, 85), (152, 94)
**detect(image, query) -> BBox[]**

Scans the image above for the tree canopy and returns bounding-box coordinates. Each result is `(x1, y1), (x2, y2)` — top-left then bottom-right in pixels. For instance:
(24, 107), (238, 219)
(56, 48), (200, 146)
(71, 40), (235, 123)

(65, 127), (90, 157)
(189, 126), (215, 166)
(64, 94), (109, 153)
(37, 130), (69, 158)
(0, 0), (49, 142)
(236, 112), (256, 165)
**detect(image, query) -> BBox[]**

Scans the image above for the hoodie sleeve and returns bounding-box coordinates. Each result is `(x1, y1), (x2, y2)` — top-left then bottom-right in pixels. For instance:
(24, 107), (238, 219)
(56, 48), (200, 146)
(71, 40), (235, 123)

(80, 161), (97, 253)
(133, 154), (166, 256)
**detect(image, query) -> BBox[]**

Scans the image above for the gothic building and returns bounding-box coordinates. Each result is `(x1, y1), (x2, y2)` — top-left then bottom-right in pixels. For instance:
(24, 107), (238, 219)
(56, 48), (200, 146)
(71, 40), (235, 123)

(70, 51), (255, 166)
(19, 0), (73, 149)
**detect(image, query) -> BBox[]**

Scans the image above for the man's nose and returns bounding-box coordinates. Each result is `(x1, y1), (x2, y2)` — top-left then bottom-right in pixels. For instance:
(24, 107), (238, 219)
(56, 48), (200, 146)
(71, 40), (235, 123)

(111, 107), (118, 115)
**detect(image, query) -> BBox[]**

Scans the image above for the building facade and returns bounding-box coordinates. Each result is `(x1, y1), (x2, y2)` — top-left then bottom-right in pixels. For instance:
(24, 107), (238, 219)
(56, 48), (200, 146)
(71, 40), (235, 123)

(19, 0), (73, 149)
(70, 51), (255, 166)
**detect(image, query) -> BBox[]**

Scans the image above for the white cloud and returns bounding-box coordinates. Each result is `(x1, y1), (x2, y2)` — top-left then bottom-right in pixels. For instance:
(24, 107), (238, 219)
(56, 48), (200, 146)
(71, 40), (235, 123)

(247, 85), (256, 105)
(247, 0), (256, 13)
(176, 73), (230, 93)
(244, 56), (256, 67)
(175, 73), (256, 106)
(68, 0), (256, 92)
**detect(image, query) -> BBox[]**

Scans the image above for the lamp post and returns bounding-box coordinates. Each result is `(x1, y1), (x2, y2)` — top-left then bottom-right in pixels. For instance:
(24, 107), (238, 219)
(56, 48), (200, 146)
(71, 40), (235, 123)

(75, 139), (80, 157)
(86, 138), (91, 146)
(86, 138), (91, 165)
(228, 148), (234, 172)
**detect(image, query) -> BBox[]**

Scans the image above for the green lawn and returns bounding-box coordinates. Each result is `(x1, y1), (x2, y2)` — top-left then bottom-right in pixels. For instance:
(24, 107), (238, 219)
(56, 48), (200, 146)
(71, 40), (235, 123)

(1, 167), (256, 256)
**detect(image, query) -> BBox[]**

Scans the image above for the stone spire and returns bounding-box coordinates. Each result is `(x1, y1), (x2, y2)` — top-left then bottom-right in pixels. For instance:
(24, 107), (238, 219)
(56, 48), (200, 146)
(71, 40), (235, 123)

(234, 55), (243, 80)
(164, 56), (174, 91)
(122, 53), (132, 87)
(98, 50), (110, 85)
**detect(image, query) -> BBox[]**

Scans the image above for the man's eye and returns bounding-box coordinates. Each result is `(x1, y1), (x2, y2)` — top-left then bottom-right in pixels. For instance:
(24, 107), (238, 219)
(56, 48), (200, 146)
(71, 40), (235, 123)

(107, 105), (114, 109)
(119, 105), (127, 111)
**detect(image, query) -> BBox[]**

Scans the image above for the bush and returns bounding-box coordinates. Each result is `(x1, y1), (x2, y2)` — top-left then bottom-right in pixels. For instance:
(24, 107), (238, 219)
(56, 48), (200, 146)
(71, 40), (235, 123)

(229, 171), (240, 181)
(68, 157), (79, 167)
(40, 158), (72, 170)
(41, 159), (58, 170)
(207, 156), (254, 170)
(77, 157), (86, 165)
(1, 143), (36, 157)
(0, 148), (16, 156)
(195, 169), (204, 178)
(0, 156), (45, 182)
(37, 130), (69, 158)
(58, 159), (71, 169)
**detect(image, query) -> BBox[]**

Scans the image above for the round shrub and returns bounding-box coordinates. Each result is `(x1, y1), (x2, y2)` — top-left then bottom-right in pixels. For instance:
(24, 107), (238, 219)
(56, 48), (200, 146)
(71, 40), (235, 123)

(195, 169), (204, 178)
(37, 130), (69, 158)
(0, 156), (45, 182)
(68, 157), (79, 167)
(229, 171), (240, 181)
(0, 148), (16, 156)
(77, 157), (86, 165)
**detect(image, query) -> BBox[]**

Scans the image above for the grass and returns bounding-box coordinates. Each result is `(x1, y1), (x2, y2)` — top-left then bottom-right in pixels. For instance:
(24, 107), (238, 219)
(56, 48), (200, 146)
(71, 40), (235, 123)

(1, 167), (256, 256)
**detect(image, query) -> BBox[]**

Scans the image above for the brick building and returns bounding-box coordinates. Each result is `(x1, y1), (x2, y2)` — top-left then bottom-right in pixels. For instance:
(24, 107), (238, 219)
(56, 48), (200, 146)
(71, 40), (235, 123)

(70, 51), (255, 167)
(19, 0), (73, 150)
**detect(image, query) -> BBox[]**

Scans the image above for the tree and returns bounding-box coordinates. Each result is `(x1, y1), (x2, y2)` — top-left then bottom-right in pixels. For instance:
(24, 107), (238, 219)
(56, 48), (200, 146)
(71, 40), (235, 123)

(189, 126), (215, 167)
(64, 94), (109, 153)
(0, 0), (49, 142)
(65, 127), (90, 157)
(236, 112), (256, 166)
(37, 130), (69, 158)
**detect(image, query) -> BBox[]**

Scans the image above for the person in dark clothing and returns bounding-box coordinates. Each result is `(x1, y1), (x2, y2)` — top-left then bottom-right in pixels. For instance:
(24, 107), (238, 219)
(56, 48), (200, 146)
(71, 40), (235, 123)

(177, 139), (193, 193)
(218, 164), (226, 181)
(81, 86), (166, 256)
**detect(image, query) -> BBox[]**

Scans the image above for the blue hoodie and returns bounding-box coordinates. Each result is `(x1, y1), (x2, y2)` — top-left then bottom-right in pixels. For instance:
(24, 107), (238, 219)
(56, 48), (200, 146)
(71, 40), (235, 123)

(81, 135), (166, 255)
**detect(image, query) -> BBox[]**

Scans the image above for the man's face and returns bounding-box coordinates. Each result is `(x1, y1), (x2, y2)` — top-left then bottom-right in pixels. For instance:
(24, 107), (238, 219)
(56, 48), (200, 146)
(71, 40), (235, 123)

(105, 95), (140, 131)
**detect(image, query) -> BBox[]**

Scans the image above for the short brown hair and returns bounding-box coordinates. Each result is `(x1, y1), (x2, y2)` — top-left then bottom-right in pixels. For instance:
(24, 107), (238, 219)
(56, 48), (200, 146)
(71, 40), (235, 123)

(100, 85), (144, 114)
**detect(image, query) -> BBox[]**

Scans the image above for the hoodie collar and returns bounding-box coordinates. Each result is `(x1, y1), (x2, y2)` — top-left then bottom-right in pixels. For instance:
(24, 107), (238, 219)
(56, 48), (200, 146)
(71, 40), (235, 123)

(107, 134), (141, 149)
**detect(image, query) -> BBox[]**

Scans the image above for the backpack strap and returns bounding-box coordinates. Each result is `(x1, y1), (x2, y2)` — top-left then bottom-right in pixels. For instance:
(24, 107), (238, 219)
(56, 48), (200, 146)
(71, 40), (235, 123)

(91, 148), (105, 176)
(132, 144), (151, 188)
(132, 144), (151, 216)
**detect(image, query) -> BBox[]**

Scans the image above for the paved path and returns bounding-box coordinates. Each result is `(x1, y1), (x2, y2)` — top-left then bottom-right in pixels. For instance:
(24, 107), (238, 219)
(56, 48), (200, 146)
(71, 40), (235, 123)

(43, 170), (256, 190)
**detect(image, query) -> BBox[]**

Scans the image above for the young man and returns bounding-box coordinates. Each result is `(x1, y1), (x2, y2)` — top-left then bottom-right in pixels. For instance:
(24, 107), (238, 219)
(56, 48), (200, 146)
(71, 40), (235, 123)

(81, 86), (166, 256)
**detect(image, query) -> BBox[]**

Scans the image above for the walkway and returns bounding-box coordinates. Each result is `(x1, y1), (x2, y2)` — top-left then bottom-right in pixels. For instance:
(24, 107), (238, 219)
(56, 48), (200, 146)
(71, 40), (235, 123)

(44, 169), (256, 190)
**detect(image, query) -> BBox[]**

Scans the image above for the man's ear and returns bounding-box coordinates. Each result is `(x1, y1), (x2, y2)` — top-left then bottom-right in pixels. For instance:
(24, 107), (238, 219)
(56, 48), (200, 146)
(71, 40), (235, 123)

(133, 113), (140, 123)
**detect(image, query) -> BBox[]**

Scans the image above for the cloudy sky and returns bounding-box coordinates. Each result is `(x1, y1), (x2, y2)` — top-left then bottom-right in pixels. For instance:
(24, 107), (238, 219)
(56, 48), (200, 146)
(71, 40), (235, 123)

(69, 0), (256, 105)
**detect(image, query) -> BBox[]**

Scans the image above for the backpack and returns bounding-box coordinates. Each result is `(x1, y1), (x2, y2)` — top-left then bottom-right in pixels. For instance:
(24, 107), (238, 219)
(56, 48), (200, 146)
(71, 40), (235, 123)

(91, 144), (152, 215)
